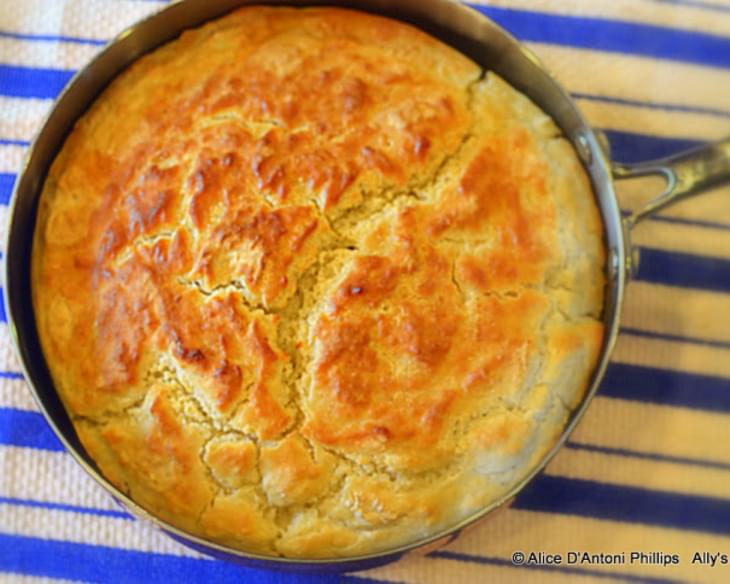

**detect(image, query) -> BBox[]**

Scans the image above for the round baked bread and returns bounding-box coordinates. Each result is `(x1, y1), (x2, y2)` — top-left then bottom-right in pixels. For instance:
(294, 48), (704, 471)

(32, 6), (605, 558)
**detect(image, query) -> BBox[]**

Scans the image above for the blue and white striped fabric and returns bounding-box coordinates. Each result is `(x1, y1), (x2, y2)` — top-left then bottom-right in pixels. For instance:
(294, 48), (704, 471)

(1, 1), (729, 582)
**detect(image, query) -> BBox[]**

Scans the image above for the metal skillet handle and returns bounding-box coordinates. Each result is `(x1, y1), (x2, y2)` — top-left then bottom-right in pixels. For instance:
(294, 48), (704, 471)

(612, 137), (730, 228)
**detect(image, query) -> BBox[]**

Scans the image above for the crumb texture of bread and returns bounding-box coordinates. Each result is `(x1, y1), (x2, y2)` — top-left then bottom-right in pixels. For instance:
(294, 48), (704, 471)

(32, 6), (605, 558)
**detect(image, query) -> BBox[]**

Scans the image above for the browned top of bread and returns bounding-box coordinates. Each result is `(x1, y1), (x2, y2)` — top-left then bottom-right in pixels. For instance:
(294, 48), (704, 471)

(32, 6), (605, 558)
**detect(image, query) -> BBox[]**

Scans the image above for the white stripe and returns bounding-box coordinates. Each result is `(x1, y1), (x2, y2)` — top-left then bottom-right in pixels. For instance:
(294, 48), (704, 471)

(0, 38), (99, 70)
(0, 447), (111, 510)
(572, 397), (730, 464)
(546, 444), (730, 499)
(0, 98), (51, 143)
(0, 1), (162, 41)
(531, 43), (730, 113)
(576, 97), (730, 142)
(0, 509), (202, 559)
(0, 328), (24, 372)
(619, 179), (730, 228)
(0, 145), (26, 175)
(0, 2), (63, 41)
(630, 214), (730, 260)
(0, 326), (34, 411)
(0, 576), (77, 584)
(614, 332), (730, 379)
(0, 207), (10, 253)
(622, 282), (730, 346)
(0, 377), (37, 412)
(471, 0), (730, 37)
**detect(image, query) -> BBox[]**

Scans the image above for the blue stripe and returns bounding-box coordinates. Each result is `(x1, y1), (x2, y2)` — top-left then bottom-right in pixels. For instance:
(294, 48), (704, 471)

(0, 30), (106, 46)
(636, 247), (730, 293)
(572, 92), (730, 119)
(429, 551), (675, 584)
(649, 0), (730, 14)
(621, 326), (730, 350)
(0, 294), (5, 323)
(600, 362), (730, 412)
(0, 534), (391, 584)
(0, 138), (30, 147)
(0, 496), (131, 520)
(474, 5), (730, 70)
(646, 213), (730, 232)
(0, 371), (24, 380)
(0, 408), (64, 452)
(620, 208), (730, 232)
(602, 129), (703, 163)
(0, 173), (14, 205)
(565, 441), (730, 471)
(514, 474), (730, 536)
(0, 64), (73, 99)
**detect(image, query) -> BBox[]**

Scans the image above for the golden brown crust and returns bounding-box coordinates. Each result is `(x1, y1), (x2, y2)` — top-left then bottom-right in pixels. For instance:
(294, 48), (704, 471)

(32, 6), (605, 558)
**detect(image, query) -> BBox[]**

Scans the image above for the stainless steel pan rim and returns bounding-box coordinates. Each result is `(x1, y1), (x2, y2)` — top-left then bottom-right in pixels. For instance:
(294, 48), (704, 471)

(4, 0), (729, 572)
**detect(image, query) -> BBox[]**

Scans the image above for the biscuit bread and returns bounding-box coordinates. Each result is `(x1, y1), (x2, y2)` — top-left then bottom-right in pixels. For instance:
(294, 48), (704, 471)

(32, 6), (605, 558)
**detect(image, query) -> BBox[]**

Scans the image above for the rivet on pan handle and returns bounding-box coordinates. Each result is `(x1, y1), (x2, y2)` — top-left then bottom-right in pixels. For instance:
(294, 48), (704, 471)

(608, 137), (730, 278)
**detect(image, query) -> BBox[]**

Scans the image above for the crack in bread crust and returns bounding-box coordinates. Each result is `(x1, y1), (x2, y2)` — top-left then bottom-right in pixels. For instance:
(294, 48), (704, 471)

(31, 6), (605, 559)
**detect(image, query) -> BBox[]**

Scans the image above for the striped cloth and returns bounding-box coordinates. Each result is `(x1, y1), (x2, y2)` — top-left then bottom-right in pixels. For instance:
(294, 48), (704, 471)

(1, 0), (729, 582)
